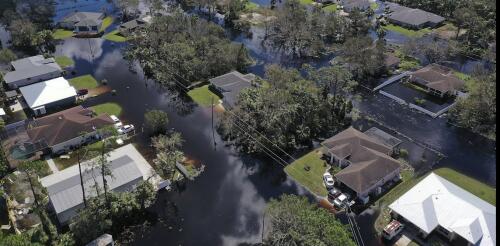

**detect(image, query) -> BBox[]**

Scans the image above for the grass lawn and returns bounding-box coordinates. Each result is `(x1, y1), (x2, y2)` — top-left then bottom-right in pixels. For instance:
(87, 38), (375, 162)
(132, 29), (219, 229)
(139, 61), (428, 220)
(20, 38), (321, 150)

(52, 29), (74, 39)
(322, 4), (337, 13)
(299, 0), (313, 5)
(370, 2), (378, 10)
(55, 56), (75, 68)
(103, 30), (128, 42)
(434, 167), (496, 205)
(284, 149), (329, 197)
(69, 74), (99, 89)
(187, 85), (222, 107)
(53, 141), (115, 170)
(245, 1), (259, 11)
(394, 49), (420, 71)
(100, 16), (113, 32)
(91, 102), (123, 116)
(382, 24), (432, 38)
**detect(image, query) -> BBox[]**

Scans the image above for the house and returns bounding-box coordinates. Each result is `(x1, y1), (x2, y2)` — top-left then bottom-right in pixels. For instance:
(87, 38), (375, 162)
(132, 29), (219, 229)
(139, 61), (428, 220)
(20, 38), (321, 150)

(321, 127), (402, 204)
(5, 90), (18, 103)
(19, 77), (77, 115)
(86, 234), (114, 246)
(59, 12), (105, 34)
(385, 2), (445, 29)
(3, 55), (63, 89)
(339, 0), (370, 12)
(118, 18), (146, 33)
(410, 64), (465, 98)
(26, 106), (114, 154)
(389, 173), (496, 246)
(209, 71), (256, 108)
(40, 144), (158, 225)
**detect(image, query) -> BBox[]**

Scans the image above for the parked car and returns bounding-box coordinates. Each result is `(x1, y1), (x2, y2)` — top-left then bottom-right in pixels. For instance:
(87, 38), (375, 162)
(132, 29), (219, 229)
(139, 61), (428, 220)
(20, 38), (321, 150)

(114, 122), (123, 129)
(382, 220), (404, 240)
(118, 124), (135, 134)
(77, 89), (88, 96)
(327, 187), (341, 200)
(110, 115), (120, 123)
(323, 172), (335, 189)
(333, 193), (349, 208)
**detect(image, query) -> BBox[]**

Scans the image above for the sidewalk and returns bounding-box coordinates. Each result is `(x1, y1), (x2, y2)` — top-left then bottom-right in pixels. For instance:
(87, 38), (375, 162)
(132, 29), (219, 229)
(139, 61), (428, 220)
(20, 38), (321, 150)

(45, 157), (59, 173)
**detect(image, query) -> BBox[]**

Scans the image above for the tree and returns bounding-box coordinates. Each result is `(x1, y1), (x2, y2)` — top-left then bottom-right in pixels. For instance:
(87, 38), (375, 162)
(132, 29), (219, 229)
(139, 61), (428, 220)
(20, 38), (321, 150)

(0, 48), (17, 64)
(152, 133), (184, 180)
(306, 64), (357, 100)
(10, 19), (37, 49)
(70, 197), (111, 245)
(17, 161), (45, 207)
(449, 71), (496, 139)
(134, 180), (156, 210)
(144, 109), (169, 135)
(218, 65), (352, 155)
(116, 0), (140, 19)
(265, 194), (355, 246)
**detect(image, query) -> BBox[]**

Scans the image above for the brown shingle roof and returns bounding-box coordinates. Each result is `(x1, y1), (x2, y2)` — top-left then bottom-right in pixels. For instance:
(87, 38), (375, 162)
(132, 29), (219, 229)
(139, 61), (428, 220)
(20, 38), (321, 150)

(334, 146), (401, 194)
(321, 127), (391, 159)
(27, 106), (114, 147)
(322, 127), (400, 194)
(411, 64), (465, 94)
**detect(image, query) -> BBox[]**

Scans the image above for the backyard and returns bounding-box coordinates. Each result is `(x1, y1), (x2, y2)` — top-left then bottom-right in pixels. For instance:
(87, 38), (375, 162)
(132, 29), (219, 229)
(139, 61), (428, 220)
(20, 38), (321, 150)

(284, 149), (330, 197)
(55, 56), (75, 68)
(69, 74), (99, 89)
(100, 16), (114, 32)
(91, 102), (123, 116)
(322, 4), (337, 13)
(52, 29), (74, 39)
(382, 24), (432, 38)
(103, 30), (128, 42)
(187, 85), (221, 107)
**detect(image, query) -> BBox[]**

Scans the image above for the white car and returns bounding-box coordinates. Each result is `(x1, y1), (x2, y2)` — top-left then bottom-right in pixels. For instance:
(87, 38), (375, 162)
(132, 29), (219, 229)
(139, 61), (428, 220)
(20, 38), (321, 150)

(333, 194), (349, 208)
(114, 122), (123, 129)
(323, 172), (335, 189)
(118, 124), (135, 134)
(110, 115), (120, 123)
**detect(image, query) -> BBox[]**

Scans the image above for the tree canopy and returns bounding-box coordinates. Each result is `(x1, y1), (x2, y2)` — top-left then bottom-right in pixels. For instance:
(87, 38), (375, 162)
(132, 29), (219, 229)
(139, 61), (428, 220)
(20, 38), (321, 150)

(218, 65), (352, 156)
(265, 194), (355, 246)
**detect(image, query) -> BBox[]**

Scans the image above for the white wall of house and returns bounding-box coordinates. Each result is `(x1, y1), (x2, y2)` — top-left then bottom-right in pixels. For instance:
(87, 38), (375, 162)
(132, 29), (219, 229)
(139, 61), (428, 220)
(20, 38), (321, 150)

(7, 70), (63, 89)
(50, 131), (99, 153)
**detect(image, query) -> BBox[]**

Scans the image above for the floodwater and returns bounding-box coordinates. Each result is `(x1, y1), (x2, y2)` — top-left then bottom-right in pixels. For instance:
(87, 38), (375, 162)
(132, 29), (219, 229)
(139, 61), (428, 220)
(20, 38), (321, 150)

(44, 0), (497, 245)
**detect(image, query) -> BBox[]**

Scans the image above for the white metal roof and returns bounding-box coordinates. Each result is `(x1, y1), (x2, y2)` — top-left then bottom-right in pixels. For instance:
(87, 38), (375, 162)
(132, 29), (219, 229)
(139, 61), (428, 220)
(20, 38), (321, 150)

(19, 77), (76, 109)
(0, 108), (5, 116)
(40, 144), (158, 224)
(389, 173), (496, 246)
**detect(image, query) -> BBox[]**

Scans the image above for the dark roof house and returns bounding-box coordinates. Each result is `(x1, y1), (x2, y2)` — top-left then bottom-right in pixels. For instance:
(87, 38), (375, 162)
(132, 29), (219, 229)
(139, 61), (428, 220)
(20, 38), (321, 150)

(26, 106), (114, 149)
(209, 71), (256, 108)
(410, 64), (465, 97)
(340, 0), (371, 12)
(321, 127), (401, 202)
(384, 53), (401, 69)
(3, 55), (63, 89)
(386, 2), (445, 29)
(119, 18), (146, 33)
(59, 12), (105, 33)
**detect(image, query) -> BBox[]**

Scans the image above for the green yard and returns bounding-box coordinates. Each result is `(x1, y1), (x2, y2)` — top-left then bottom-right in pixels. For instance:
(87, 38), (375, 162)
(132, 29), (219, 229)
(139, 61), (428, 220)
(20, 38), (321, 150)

(382, 24), (432, 38)
(55, 56), (75, 68)
(69, 74), (99, 89)
(187, 85), (222, 107)
(100, 16), (114, 32)
(103, 30), (128, 42)
(434, 168), (496, 205)
(91, 102), (123, 116)
(52, 29), (74, 39)
(299, 0), (314, 5)
(245, 1), (259, 11)
(370, 2), (379, 10)
(394, 49), (421, 71)
(322, 4), (337, 13)
(284, 149), (329, 197)
(53, 141), (115, 170)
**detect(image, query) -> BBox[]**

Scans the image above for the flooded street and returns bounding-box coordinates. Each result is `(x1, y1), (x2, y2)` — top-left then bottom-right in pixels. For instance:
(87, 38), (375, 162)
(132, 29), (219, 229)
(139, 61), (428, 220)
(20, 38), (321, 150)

(43, 0), (498, 245)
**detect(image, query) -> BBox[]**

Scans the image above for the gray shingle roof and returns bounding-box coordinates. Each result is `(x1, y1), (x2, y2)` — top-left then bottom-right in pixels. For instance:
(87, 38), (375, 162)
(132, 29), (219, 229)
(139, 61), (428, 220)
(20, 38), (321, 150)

(62, 12), (104, 26)
(341, 0), (370, 11)
(386, 2), (445, 27)
(209, 71), (255, 107)
(4, 55), (62, 84)
(119, 19), (146, 31)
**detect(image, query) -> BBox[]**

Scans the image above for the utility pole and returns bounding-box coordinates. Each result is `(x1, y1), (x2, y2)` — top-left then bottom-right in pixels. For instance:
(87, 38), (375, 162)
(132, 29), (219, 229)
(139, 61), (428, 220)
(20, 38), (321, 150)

(211, 97), (216, 150)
